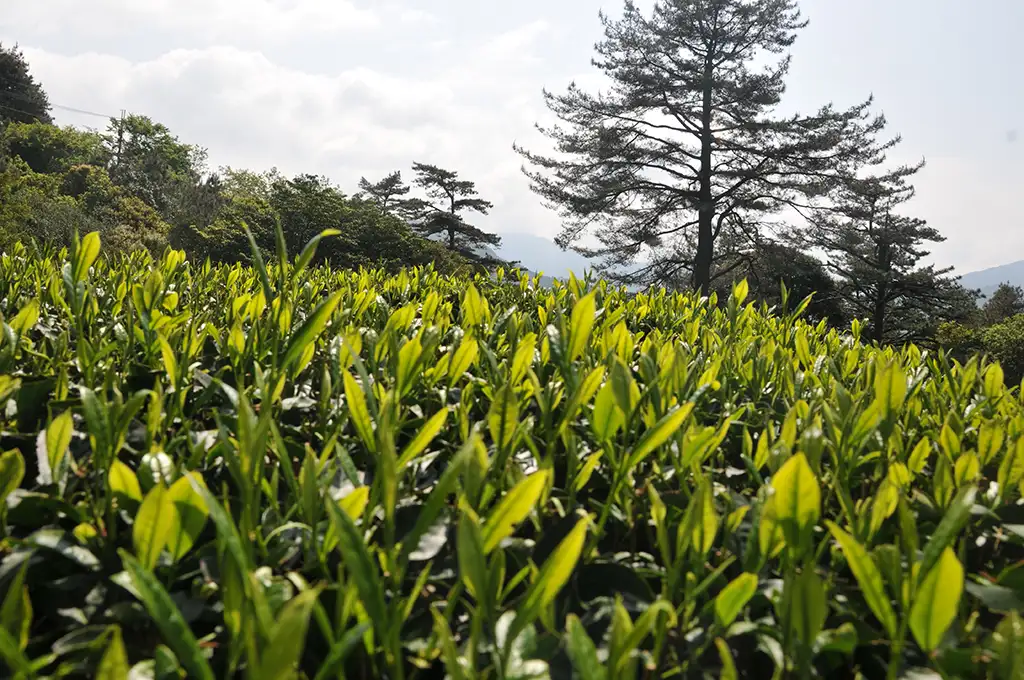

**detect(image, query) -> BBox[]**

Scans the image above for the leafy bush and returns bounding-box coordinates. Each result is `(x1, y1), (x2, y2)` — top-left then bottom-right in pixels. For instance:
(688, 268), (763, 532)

(1, 231), (1023, 679)
(939, 315), (1024, 388)
(982, 315), (1024, 387)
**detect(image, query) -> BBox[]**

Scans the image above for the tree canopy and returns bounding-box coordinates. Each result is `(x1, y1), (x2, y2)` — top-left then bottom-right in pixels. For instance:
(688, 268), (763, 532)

(516, 0), (895, 293)
(0, 35), (987, 349)
(802, 163), (975, 344)
(406, 162), (504, 266)
(0, 43), (52, 125)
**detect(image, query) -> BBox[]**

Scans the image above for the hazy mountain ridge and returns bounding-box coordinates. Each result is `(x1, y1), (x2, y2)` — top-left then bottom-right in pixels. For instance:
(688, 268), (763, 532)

(495, 231), (1024, 302)
(958, 260), (1024, 300)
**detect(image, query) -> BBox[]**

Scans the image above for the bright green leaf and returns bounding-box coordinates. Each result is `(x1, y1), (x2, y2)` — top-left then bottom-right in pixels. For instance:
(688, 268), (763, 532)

(910, 547), (964, 652)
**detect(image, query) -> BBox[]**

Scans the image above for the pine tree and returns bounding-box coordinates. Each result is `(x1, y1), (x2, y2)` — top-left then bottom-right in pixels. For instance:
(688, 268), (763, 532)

(0, 43), (52, 125)
(407, 162), (502, 265)
(710, 238), (845, 325)
(982, 283), (1024, 325)
(356, 171), (413, 217)
(515, 0), (894, 293)
(805, 163), (975, 344)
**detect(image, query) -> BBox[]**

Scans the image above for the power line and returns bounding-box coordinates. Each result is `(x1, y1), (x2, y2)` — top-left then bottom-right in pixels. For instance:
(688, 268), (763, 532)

(1, 89), (115, 120)
(52, 103), (113, 119)
(0, 74), (118, 120)
(0, 101), (47, 123)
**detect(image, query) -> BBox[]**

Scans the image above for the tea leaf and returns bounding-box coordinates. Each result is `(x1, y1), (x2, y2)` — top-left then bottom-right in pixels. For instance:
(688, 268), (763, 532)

(398, 408), (448, 468)
(0, 449), (25, 502)
(629, 403), (694, 466)
(482, 470), (550, 554)
(715, 572), (758, 628)
(592, 382), (624, 441)
(165, 472), (209, 561)
(45, 410), (74, 480)
(0, 562), (30, 651)
(565, 615), (607, 680)
(109, 459), (142, 505)
(715, 638), (738, 680)
(488, 384), (520, 451)
(283, 291), (344, 371)
(789, 569), (827, 647)
(132, 483), (175, 570)
(511, 515), (590, 644)
(96, 626), (129, 680)
(568, 292), (597, 361)
(0, 626), (32, 677)
(919, 485), (976, 582)
(73, 231), (102, 283)
(313, 623), (371, 680)
(255, 589), (322, 680)
(910, 547), (964, 652)
(120, 551), (215, 680)
(873, 362), (907, 415)
(325, 496), (388, 637)
(457, 512), (490, 605)
(343, 371), (375, 452)
(771, 453), (820, 553)
(826, 521), (897, 638)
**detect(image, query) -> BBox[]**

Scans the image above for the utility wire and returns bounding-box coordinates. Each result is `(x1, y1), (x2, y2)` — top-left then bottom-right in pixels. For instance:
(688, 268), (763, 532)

(0, 101), (47, 123)
(0, 74), (118, 120)
(52, 103), (113, 119)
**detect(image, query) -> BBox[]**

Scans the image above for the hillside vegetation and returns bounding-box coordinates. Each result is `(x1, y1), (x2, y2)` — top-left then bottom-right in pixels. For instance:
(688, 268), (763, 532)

(0, 232), (1023, 679)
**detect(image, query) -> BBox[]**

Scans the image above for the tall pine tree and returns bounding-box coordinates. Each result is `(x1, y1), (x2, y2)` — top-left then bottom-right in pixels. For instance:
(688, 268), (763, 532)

(515, 0), (894, 293)
(407, 162), (503, 265)
(357, 171), (413, 217)
(805, 163), (974, 344)
(0, 44), (52, 125)
(981, 283), (1024, 325)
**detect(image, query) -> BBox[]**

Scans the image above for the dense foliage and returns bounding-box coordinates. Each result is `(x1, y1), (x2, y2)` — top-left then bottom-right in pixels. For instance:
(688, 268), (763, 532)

(515, 0), (894, 293)
(0, 48), (493, 276)
(0, 44), (52, 126)
(938, 285), (1024, 387)
(1, 231), (1024, 679)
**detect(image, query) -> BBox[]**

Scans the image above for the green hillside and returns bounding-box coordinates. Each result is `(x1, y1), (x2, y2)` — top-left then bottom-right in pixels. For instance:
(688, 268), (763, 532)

(0, 232), (1022, 678)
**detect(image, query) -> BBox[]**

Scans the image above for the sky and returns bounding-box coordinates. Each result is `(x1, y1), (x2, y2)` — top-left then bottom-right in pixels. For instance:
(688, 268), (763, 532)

(2, 0), (1022, 275)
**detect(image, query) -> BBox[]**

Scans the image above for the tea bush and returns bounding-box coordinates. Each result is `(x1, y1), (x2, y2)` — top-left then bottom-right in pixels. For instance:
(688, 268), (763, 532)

(1, 231), (1023, 679)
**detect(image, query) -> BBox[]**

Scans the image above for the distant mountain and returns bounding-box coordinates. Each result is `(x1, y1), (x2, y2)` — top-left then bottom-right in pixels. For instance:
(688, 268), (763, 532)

(493, 232), (1024, 302)
(495, 232), (596, 280)
(424, 230), (590, 287)
(958, 260), (1024, 300)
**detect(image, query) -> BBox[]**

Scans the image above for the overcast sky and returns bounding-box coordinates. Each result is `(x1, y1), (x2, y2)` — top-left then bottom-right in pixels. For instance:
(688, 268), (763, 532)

(3, 0), (1022, 274)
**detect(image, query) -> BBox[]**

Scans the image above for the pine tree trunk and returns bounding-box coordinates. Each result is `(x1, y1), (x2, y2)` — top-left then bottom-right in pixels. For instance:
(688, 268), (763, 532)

(693, 58), (716, 296)
(872, 285), (887, 344)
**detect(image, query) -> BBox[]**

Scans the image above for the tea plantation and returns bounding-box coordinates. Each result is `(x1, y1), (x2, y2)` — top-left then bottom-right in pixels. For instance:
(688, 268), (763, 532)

(1, 232), (1023, 679)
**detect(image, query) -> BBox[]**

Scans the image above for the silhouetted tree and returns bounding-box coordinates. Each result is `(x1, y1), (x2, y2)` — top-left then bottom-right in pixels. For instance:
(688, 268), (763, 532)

(982, 283), (1024, 325)
(408, 162), (502, 265)
(805, 163), (974, 344)
(357, 171), (414, 218)
(515, 0), (895, 293)
(711, 239), (845, 324)
(0, 44), (52, 125)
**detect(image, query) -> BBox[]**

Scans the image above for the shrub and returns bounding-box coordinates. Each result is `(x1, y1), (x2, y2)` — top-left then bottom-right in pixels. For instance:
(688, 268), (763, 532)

(939, 315), (1024, 387)
(983, 314), (1024, 386)
(0, 233), (1023, 678)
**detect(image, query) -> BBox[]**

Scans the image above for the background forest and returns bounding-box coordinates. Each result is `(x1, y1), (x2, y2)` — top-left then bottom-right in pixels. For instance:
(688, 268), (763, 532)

(0, 6), (1019, 376)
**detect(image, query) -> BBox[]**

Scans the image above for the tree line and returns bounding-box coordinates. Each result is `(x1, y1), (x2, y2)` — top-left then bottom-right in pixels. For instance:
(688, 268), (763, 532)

(0, 0), (997, 349)
(0, 44), (508, 277)
(511, 0), (980, 346)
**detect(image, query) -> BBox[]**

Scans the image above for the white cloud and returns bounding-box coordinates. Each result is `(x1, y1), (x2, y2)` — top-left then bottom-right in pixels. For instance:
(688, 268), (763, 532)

(12, 18), (564, 240)
(2, 0), (379, 44)
(5, 0), (1018, 274)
